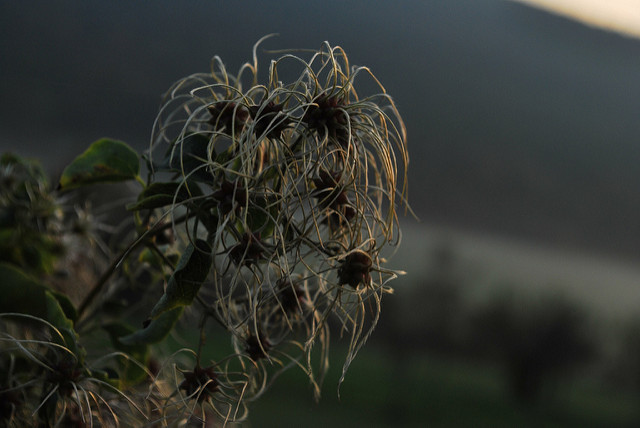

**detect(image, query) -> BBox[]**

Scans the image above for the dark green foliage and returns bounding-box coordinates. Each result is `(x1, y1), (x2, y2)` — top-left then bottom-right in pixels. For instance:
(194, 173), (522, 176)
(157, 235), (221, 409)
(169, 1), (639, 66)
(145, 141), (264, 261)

(58, 138), (139, 189)
(154, 133), (215, 182)
(0, 263), (82, 358)
(0, 154), (63, 274)
(127, 181), (202, 211)
(103, 322), (150, 386)
(148, 239), (212, 319)
(120, 307), (185, 346)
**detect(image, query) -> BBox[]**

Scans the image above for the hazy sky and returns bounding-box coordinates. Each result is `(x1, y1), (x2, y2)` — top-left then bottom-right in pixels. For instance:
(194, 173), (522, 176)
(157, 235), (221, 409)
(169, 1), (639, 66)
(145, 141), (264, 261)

(513, 0), (640, 38)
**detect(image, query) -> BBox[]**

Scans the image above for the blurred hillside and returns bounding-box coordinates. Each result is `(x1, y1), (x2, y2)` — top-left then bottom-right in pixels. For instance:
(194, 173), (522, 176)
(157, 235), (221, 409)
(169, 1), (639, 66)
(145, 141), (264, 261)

(1, 0), (640, 260)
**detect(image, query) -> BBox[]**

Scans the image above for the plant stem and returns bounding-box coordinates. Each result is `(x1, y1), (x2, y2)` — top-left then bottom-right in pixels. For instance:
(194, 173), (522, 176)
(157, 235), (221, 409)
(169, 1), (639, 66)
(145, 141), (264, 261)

(76, 213), (189, 323)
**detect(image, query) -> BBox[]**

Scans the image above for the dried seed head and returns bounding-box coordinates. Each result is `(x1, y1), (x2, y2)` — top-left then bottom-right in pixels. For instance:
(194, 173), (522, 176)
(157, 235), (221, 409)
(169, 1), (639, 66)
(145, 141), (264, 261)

(303, 92), (351, 146)
(229, 232), (264, 266)
(208, 101), (249, 134)
(179, 365), (219, 402)
(245, 332), (271, 361)
(249, 101), (291, 138)
(146, 40), (409, 416)
(211, 179), (248, 216)
(277, 277), (306, 314)
(312, 170), (356, 224)
(338, 250), (373, 288)
(46, 357), (83, 397)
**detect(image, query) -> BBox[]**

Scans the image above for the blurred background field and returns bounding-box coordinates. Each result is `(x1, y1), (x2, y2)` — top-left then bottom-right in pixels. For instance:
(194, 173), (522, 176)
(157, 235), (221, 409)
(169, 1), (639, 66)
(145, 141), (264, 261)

(246, 347), (640, 427)
(2, 0), (640, 425)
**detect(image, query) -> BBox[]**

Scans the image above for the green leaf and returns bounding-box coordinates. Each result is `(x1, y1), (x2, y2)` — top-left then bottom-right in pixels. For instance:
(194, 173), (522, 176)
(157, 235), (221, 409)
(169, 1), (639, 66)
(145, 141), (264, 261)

(156, 133), (214, 181)
(119, 307), (184, 346)
(127, 181), (202, 211)
(44, 290), (83, 359)
(58, 138), (139, 189)
(103, 322), (150, 386)
(1, 262), (51, 317)
(149, 239), (212, 319)
(191, 198), (219, 234)
(50, 290), (78, 322)
(246, 195), (279, 237)
(0, 263), (82, 359)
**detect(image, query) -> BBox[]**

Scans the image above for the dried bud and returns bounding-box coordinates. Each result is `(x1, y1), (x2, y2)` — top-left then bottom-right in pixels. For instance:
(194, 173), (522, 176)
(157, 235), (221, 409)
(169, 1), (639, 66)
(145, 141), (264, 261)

(179, 366), (219, 401)
(312, 170), (355, 222)
(245, 332), (271, 361)
(249, 101), (291, 138)
(229, 232), (264, 266)
(338, 250), (373, 288)
(211, 179), (248, 216)
(277, 277), (306, 314)
(208, 101), (249, 134)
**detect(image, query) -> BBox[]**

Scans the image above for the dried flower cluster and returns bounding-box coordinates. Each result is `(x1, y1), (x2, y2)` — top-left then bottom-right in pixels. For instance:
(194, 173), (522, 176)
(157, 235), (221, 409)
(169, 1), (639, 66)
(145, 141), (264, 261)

(0, 39), (408, 426)
(143, 38), (408, 417)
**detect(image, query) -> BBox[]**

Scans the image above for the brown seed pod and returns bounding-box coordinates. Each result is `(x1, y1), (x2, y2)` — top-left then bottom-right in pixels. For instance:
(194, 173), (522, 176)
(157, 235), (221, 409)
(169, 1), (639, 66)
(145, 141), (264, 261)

(338, 250), (373, 288)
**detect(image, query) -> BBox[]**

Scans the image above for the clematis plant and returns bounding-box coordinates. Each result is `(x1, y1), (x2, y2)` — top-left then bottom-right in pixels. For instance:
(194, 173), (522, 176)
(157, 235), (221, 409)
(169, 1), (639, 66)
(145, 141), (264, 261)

(0, 38), (408, 426)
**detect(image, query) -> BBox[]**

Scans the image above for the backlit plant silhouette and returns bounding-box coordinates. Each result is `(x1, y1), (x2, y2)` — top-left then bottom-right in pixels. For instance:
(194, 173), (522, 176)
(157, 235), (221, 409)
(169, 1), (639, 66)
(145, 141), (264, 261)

(0, 38), (408, 426)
